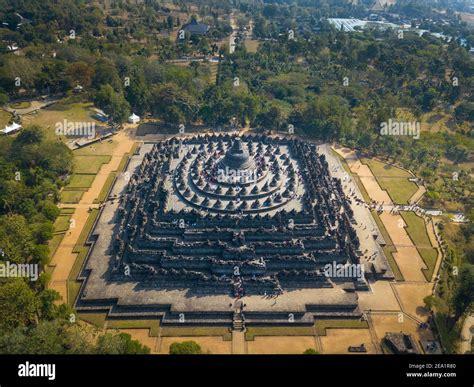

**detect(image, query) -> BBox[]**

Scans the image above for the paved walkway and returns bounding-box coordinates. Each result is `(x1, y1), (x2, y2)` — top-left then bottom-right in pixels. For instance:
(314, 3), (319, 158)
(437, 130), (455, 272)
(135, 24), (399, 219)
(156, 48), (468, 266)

(231, 330), (246, 354)
(49, 130), (135, 302)
(5, 97), (62, 115)
(410, 185), (427, 204)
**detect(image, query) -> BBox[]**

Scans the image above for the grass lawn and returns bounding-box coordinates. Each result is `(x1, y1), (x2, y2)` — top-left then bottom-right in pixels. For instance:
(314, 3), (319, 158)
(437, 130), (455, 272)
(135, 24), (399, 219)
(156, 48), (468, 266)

(314, 319), (369, 336)
(108, 320), (161, 337)
(94, 172), (117, 203)
(48, 234), (65, 260)
(363, 158), (412, 178)
(9, 101), (31, 109)
(67, 174), (96, 189)
(22, 102), (102, 140)
(73, 155), (111, 174)
(161, 327), (231, 340)
(362, 158), (418, 204)
(116, 153), (131, 174)
(60, 208), (76, 215)
(73, 140), (118, 156)
(418, 247), (439, 281)
(400, 212), (438, 281)
(69, 247), (89, 281)
(0, 110), (12, 128)
(77, 313), (107, 328)
(383, 245), (403, 281)
(60, 190), (84, 204)
(244, 39), (259, 53)
(376, 177), (419, 204)
(67, 280), (81, 306)
(67, 209), (100, 305)
(53, 215), (72, 233)
(73, 209), (99, 252)
(245, 326), (315, 340)
(400, 212), (433, 248)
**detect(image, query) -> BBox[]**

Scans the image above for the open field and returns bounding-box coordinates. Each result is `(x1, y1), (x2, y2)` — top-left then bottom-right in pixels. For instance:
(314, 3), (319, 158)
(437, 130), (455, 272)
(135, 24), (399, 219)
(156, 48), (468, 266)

(400, 212), (438, 280)
(67, 174), (96, 189)
(73, 140), (119, 156)
(314, 319), (369, 335)
(362, 158), (412, 179)
(394, 108), (462, 134)
(244, 39), (259, 53)
(9, 101), (32, 109)
(22, 102), (103, 139)
(362, 158), (418, 204)
(320, 329), (376, 354)
(107, 320), (161, 337)
(73, 155), (111, 174)
(244, 319), (368, 341)
(400, 212), (433, 247)
(53, 214), (72, 233)
(247, 336), (316, 354)
(161, 327), (231, 341)
(0, 110), (12, 128)
(77, 313), (107, 328)
(60, 190), (84, 204)
(245, 326), (315, 340)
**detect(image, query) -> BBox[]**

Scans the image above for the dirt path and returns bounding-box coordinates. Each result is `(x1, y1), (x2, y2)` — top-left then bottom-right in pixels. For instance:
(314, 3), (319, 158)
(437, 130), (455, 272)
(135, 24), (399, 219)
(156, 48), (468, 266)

(5, 97), (62, 115)
(49, 130), (135, 302)
(410, 185), (427, 204)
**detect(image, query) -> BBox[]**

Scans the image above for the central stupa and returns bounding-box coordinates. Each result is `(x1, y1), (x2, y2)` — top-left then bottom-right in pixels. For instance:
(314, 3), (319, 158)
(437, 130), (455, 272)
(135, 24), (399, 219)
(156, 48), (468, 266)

(219, 137), (256, 172)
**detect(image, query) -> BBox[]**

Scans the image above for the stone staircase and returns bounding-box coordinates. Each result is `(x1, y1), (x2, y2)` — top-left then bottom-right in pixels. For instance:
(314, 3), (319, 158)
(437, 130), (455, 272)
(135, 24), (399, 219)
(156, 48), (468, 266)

(233, 311), (245, 331)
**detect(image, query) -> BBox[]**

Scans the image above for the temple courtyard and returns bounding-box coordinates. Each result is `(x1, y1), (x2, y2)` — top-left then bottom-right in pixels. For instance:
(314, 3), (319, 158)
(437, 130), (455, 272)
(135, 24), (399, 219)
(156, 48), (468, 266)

(56, 131), (442, 354)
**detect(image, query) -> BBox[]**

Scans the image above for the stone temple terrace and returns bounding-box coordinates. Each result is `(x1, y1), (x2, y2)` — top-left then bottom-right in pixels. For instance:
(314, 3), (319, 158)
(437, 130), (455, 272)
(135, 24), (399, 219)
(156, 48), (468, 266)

(75, 134), (393, 327)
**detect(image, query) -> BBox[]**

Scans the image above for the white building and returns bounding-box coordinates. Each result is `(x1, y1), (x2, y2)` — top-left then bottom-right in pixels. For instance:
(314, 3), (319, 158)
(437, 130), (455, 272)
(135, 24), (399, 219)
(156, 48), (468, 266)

(128, 113), (140, 124)
(1, 122), (22, 135)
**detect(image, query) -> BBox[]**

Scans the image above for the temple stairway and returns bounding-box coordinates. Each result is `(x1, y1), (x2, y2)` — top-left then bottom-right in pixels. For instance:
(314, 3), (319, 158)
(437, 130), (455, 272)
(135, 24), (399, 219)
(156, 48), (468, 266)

(233, 311), (245, 331)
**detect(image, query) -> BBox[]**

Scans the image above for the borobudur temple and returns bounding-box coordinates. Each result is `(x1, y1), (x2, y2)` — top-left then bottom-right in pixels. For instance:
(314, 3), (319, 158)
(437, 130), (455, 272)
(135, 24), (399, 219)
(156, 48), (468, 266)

(76, 134), (393, 326)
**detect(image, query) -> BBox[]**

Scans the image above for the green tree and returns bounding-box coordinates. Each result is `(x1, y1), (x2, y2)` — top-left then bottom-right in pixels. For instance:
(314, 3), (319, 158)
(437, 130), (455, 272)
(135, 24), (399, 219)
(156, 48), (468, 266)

(96, 332), (150, 354)
(169, 340), (202, 354)
(0, 215), (34, 263)
(452, 265), (474, 320)
(0, 280), (39, 330)
(94, 84), (130, 123)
